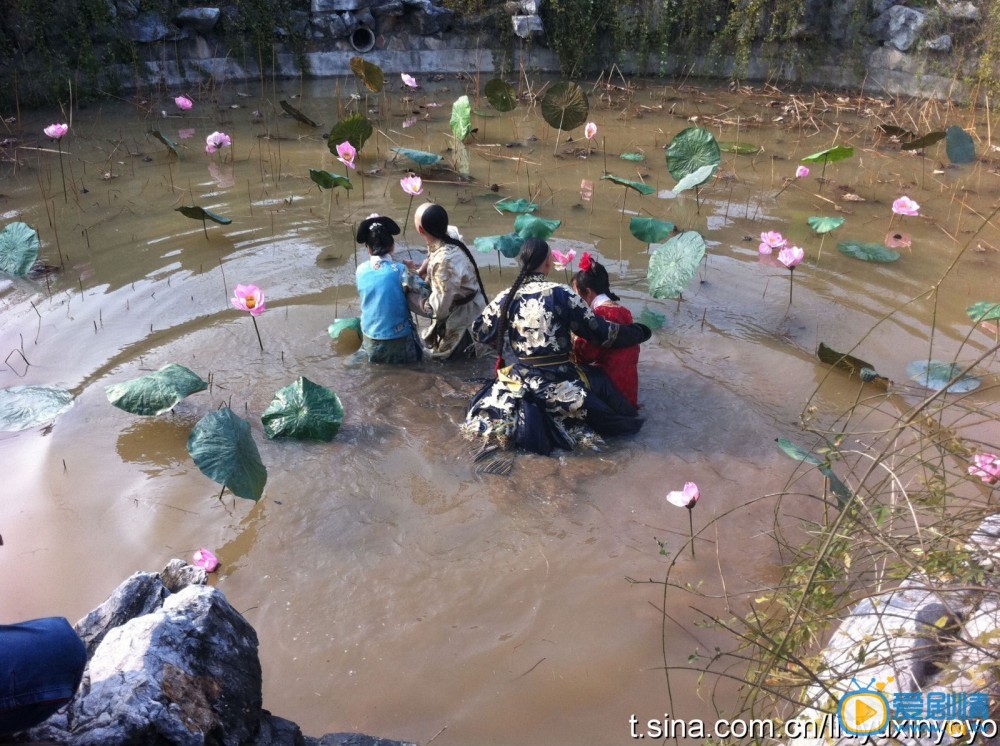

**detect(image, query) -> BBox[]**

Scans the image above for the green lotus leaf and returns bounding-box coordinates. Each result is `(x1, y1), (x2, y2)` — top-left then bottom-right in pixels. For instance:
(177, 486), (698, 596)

(450, 95), (473, 141)
(309, 169), (353, 191)
(775, 436), (851, 508)
(262, 377), (345, 441)
(484, 79), (517, 112)
(718, 141), (761, 154)
(540, 81), (589, 132)
(149, 129), (178, 156)
(473, 233), (524, 257)
(514, 213), (561, 240)
(494, 198), (538, 214)
(901, 131), (946, 152)
(967, 302), (1000, 323)
(176, 205), (232, 225)
(105, 363), (208, 416)
(837, 240), (900, 262)
(328, 113), (374, 152)
(328, 317), (362, 340)
(349, 56), (384, 93)
(636, 306), (667, 329)
(0, 221), (40, 276)
(907, 360), (980, 393)
(674, 164), (717, 193)
(629, 217), (675, 244)
(817, 343), (889, 389)
(620, 152), (646, 161)
(647, 231), (706, 299)
(801, 145), (854, 164)
(279, 99), (318, 127)
(946, 125), (976, 164)
(808, 216), (846, 234)
(188, 407), (267, 501)
(391, 147), (443, 166)
(666, 127), (721, 181)
(600, 174), (656, 195)
(0, 385), (73, 432)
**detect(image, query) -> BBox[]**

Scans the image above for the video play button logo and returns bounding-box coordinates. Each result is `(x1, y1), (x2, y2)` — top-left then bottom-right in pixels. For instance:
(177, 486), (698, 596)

(839, 691), (889, 735)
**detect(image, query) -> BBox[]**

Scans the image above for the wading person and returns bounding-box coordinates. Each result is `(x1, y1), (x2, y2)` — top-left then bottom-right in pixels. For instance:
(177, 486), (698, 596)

(463, 238), (653, 456)
(407, 202), (488, 360)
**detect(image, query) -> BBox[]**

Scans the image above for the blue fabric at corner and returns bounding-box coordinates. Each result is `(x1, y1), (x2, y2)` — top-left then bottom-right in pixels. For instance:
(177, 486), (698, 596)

(0, 616), (86, 734)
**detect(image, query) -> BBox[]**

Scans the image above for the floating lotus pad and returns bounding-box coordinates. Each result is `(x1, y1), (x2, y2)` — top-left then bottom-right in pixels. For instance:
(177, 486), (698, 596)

(817, 342), (889, 389)
(775, 436), (852, 508)
(801, 145), (854, 164)
(391, 147), (442, 166)
(328, 317), (362, 340)
(674, 164), (717, 193)
(279, 100), (318, 127)
(0, 221), (40, 276)
(601, 174), (656, 195)
(473, 233), (523, 258)
(514, 214), (560, 240)
(105, 363), (208, 416)
(0, 385), (74, 432)
(262, 377), (345, 441)
(647, 231), (706, 299)
(666, 127), (721, 181)
(907, 360), (980, 393)
(349, 56), (384, 93)
(718, 141), (761, 154)
(967, 302), (1000, 323)
(494, 198), (538, 214)
(901, 131), (945, 152)
(149, 129), (178, 156)
(540, 81), (589, 132)
(837, 240), (900, 262)
(484, 79), (517, 112)
(187, 407), (267, 501)
(176, 205), (232, 225)
(309, 169), (353, 191)
(629, 217), (675, 244)
(637, 306), (667, 329)
(620, 152), (645, 162)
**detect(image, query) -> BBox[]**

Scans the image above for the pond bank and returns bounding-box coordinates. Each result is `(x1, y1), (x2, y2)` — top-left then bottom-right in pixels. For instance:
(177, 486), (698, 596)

(25, 560), (416, 746)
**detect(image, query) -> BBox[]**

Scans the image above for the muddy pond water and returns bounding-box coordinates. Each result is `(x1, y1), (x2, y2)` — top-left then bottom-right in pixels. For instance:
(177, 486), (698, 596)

(1, 76), (999, 743)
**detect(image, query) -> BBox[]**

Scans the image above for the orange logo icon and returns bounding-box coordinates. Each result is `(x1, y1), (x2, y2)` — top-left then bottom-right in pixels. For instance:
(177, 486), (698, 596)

(838, 692), (888, 735)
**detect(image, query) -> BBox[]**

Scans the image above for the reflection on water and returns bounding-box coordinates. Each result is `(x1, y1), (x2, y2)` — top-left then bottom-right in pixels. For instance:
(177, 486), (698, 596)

(1, 78), (999, 743)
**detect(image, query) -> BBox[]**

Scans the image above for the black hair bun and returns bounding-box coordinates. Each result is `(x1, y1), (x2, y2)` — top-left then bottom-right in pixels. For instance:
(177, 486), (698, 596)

(356, 215), (401, 244)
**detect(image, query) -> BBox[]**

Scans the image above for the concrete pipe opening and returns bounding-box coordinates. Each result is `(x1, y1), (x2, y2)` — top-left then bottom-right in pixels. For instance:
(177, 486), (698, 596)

(350, 26), (376, 53)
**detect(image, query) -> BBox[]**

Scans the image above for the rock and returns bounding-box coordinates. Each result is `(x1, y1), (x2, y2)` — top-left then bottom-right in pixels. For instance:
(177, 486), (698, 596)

(887, 5), (926, 51)
(314, 12), (353, 38)
(173, 7), (221, 34)
(75, 571), (169, 657)
(313, 0), (366, 11)
(412, 4), (453, 34)
(924, 33), (952, 51)
(872, 0), (895, 13)
(124, 12), (176, 43)
(937, 0), (980, 20)
(160, 558), (208, 592)
(512, 14), (544, 38)
(369, 0), (404, 16)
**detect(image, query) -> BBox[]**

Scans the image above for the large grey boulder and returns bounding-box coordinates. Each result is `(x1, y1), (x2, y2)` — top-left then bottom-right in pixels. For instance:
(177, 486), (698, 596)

(937, 0), (980, 20)
(887, 5), (926, 51)
(174, 7), (222, 34)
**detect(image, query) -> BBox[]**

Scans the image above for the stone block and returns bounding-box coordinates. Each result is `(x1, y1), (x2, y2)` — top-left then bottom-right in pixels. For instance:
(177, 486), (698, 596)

(887, 5), (926, 51)
(313, 0), (366, 11)
(512, 14), (543, 38)
(173, 7), (221, 34)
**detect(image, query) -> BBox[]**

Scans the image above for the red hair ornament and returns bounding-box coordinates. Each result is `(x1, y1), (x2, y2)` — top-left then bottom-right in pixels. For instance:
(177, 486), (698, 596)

(579, 252), (593, 272)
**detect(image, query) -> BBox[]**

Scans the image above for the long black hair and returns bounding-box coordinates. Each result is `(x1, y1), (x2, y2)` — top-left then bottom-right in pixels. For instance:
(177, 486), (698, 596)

(572, 252), (619, 301)
(367, 222), (395, 256)
(418, 204), (488, 302)
(493, 237), (550, 370)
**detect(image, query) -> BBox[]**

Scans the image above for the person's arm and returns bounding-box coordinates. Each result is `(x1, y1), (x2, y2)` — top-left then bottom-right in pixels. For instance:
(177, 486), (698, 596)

(573, 332), (601, 364)
(423, 252), (461, 321)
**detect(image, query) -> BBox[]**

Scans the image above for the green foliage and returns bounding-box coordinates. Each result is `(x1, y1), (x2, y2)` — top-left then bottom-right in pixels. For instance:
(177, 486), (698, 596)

(539, 0), (622, 76)
(225, 0), (311, 76)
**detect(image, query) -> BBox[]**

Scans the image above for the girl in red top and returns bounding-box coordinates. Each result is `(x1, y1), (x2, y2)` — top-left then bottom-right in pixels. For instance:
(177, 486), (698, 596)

(572, 253), (640, 408)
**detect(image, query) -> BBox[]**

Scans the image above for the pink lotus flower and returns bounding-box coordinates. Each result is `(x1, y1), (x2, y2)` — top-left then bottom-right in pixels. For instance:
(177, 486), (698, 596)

(759, 230), (787, 255)
(205, 131), (231, 154)
(777, 245), (805, 268)
(400, 174), (423, 195)
(667, 481), (700, 509)
(892, 196), (920, 216)
(44, 123), (68, 140)
(401, 73), (418, 88)
(335, 140), (356, 170)
(174, 95), (193, 111)
(193, 548), (219, 572)
(584, 122), (597, 140)
(232, 284), (266, 316)
(796, 165), (809, 178)
(402, 115), (417, 129)
(178, 128), (196, 140)
(551, 249), (576, 270)
(969, 452), (1000, 485)
(884, 232), (912, 250)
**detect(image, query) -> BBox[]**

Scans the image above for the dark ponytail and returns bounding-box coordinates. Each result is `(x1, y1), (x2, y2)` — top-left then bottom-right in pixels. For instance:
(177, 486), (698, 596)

(493, 237), (550, 371)
(367, 222), (394, 256)
(572, 252), (619, 301)
(418, 203), (488, 303)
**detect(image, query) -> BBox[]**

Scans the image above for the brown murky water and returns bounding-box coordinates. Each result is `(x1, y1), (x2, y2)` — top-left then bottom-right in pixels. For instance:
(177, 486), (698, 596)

(2, 77), (999, 743)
